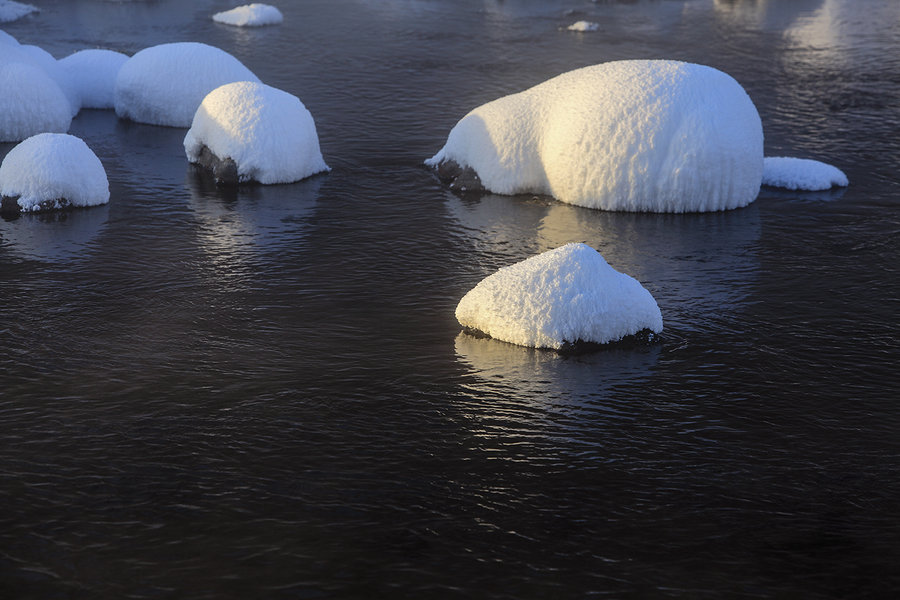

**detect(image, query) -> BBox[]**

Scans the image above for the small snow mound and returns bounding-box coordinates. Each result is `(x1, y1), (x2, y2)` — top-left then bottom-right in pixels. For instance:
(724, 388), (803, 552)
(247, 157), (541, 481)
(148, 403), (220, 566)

(567, 21), (599, 32)
(762, 156), (848, 191)
(114, 42), (260, 127)
(59, 49), (129, 109)
(456, 243), (663, 350)
(428, 60), (763, 213)
(0, 1), (39, 24)
(212, 3), (283, 27)
(184, 81), (329, 184)
(0, 133), (109, 212)
(0, 62), (72, 142)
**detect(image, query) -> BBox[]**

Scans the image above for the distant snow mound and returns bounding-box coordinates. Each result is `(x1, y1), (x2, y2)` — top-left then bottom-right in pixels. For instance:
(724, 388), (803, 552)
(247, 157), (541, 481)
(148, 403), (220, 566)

(184, 81), (329, 184)
(0, 1), (39, 23)
(59, 49), (129, 109)
(567, 21), (599, 32)
(212, 3), (283, 27)
(427, 60), (764, 213)
(0, 62), (72, 142)
(0, 133), (109, 212)
(762, 156), (848, 191)
(456, 243), (663, 350)
(114, 42), (260, 127)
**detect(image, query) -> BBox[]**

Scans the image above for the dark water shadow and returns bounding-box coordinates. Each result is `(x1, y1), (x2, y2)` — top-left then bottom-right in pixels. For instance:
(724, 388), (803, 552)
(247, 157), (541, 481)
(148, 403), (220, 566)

(0, 204), (109, 263)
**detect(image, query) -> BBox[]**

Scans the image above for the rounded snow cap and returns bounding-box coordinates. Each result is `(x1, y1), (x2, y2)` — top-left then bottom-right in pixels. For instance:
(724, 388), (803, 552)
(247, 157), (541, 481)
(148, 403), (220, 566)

(0, 133), (109, 212)
(762, 157), (848, 191)
(114, 42), (260, 127)
(0, 61), (72, 142)
(456, 243), (663, 350)
(184, 81), (329, 184)
(59, 49), (129, 110)
(428, 59), (764, 213)
(212, 4), (284, 27)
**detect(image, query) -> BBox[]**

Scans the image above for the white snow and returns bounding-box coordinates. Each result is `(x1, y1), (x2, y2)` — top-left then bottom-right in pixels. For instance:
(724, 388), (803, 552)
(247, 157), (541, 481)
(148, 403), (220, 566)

(1, 28), (21, 45)
(59, 49), (129, 110)
(114, 42), (260, 127)
(456, 243), (663, 350)
(0, 133), (109, 212)
(0, 61), (72, 142)
(762, 156), (848, 191)
(212, 3), (283, 27)
(18, 44), (80, 116)
(427, 59), (764, 213)
(567, 21), (599, 32)
(0, 1), (38, 23)
(184, 81), (328, 184)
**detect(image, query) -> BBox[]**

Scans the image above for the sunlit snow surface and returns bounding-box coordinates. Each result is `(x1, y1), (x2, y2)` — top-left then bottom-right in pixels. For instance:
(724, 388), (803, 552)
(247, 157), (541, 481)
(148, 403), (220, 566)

(0, 133), (109, 212)
(567, 21), (599, 32)
(762, 156), (848, 191)
(59, 49), (128, 110)
(0, 1), (38, 23)
(456, 243), (663, 350)
(184, 81), (328, 184)
(212, 3), (283, 27)
(428, 60), (763, 213)
(114, 42), (260, 127)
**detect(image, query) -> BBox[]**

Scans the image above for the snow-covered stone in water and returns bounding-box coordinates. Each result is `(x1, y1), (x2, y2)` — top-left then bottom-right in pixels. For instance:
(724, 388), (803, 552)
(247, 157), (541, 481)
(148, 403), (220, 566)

(567, 21), (599, 32)
(18, 44), (80, 116)
(0, 62), (72, 142)
(212, 3), (283, 27)
(762, 156), (848, 191)
(59, 49), (129, 110)
(0, 1), (38, 23)
(184, 81), (328, 185)
(456, 243), (663, 350)
(114, 42), (260, 127)
(0, 133), (109, 213)
(428, 60), (763, 213)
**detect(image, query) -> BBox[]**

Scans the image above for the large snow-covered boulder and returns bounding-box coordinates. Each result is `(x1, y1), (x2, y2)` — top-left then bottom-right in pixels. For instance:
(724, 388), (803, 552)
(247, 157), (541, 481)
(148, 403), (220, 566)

(0, 61), (72, 142)
(114, 42), (260, 127)
(762, 156), (848, 191)
(428, 60), (764, 213)
(0, 133), (109, 213)
(59, 49), (129, 110)
(456, 243), (663, 350)
(184, 81), (328, 184)
(212, 4), (284, 27)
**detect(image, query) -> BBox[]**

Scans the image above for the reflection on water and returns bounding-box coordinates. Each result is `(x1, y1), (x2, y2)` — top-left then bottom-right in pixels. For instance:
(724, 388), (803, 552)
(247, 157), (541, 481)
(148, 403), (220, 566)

(0, 205), (108, 262)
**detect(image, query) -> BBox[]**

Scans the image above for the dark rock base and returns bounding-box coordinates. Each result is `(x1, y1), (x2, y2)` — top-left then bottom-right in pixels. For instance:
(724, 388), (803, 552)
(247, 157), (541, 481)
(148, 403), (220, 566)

(1, 195), (72, 217)
(461, 326), (661, 355)
(433, 159), (485, 194)
(191, 144), (241, 185)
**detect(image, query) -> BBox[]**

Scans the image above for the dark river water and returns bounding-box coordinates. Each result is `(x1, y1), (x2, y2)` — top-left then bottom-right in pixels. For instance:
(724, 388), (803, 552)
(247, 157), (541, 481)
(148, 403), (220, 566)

(2, 1), (899, 598)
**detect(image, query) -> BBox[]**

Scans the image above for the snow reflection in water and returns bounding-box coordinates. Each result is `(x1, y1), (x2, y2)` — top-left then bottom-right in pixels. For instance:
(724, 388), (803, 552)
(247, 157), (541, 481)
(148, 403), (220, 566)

(0, 204), (109, 263)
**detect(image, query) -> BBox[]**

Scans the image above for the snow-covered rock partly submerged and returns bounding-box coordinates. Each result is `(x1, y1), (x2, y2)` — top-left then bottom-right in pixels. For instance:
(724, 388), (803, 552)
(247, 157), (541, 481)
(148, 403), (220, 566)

(456, 243), (663, 352)
(115, 42), (260, 127)
(567, 21), (599, 32)
(0, 133), (109, 214)
(212, 3), (283, 27)
(59, 49), (129, 110)
(184, 81), (328, 185)
(0, 1), (38, 23)
(0, 61), (72, 142)
(428, 59), (764, 213)
(762, 156), (848, 191)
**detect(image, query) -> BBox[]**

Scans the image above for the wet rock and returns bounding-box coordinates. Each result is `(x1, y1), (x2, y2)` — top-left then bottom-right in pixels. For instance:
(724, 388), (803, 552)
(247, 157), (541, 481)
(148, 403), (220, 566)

(1, 195), (72, 216)
(192, 144), (240, 185)
(435, 159), (485, 193)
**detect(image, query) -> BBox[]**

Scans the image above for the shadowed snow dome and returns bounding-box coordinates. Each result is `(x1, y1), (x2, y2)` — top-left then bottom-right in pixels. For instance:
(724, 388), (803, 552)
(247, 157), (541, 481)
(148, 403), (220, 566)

(212, 4), (284, 27)
(428, 60), (764, 213)
(59, 49), (129, 110)
(114, 42), (260, 127)
(0, 61), (72, 142)
(184, 81), (329, 185)
(456, 243), (663, 350)
(0, 133), (109, 213)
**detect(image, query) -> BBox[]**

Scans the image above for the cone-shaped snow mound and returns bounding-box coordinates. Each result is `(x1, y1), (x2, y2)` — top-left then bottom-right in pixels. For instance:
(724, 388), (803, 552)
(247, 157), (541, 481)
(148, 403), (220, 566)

(762, 156), (848, 191)
(114, 42), (260, 127)
(0, 61), (72, 142)
(456, 243), (663, 350)
(184, 81), (329, 184)
(59, 49), (129, 110)
(0, 133), (109, 213)
(428, 60), (763, 213)
(213, 4), (284, 27)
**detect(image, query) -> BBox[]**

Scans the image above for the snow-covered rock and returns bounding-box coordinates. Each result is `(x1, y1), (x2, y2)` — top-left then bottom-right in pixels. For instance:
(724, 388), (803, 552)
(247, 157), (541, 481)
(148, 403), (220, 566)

(18, 44), (79, 116)
(59, 49), (129, 110)
(0, 61), (72, 142)
(0, 133), (109, 213)
(456, 243), (663, 350)
(114, 42), (260, 127)
(567, 21), (599, 32)
(0, 1), (38, 23)
(428, 60), (764, 213)
(212, 3), (283, 27)
(184, 81), (328, 185)
(1, 28), (21, 45)
(762, 156), (848, 191)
